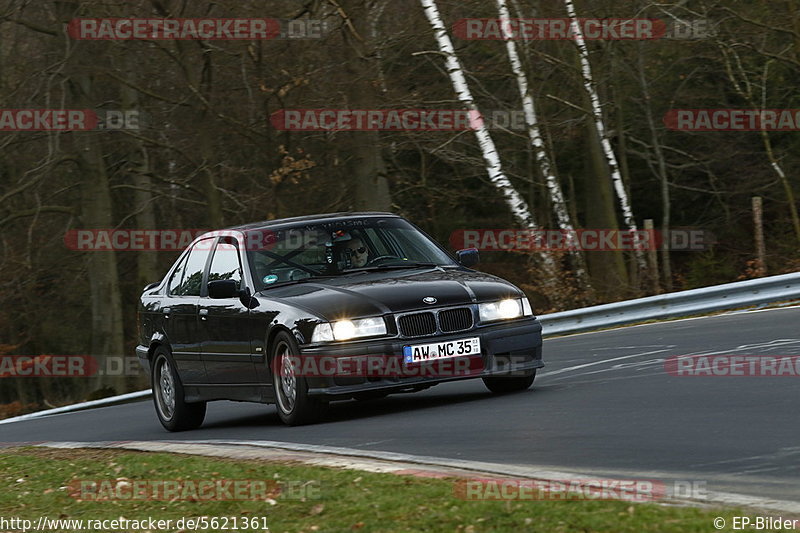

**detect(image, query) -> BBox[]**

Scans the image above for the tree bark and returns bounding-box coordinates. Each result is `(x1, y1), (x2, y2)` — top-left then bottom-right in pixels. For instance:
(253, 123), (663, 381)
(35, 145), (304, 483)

(495, 0), (589, 287)
(59, 1), (126, 394)
(563, 0), (647, 275)
(583, 108), (629, 299)
(337, 0), (392, 211)
(720, 47), (800, 243)
(419, 0), (555, 272)
(636, 45), (672, 290)
(119, 68), (159, 291)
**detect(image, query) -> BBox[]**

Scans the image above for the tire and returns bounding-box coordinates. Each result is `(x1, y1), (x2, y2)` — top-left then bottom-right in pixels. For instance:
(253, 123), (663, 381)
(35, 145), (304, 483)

(483, 370), (536, 394)
(271, 331), (329, 426)
(151, 347), (206, 432)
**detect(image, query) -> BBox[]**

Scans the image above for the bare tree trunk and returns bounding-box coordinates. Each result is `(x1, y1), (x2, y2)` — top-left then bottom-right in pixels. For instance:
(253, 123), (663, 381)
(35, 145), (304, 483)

(495, 0), (589, 287)
(348, 139), (391, 210)
(419, 0), (555, 271)
(77, 150), (126, 393)
(720, 48), (800, 243)
(69, 130), (126, 394)
(644, 219), (661, 293)
(171, 36), (224, 227)
(636, 45), (673, 290)
(753, 196), (767, 276)
(197, 110), (223, 226)
(59, 1), (126, 394)
(584, 110), (629, 299)
(337, 0), (392, 211)
(119, 72), (159, 291)
(563, 0), (647, 274)
(788, 0), (800, 64)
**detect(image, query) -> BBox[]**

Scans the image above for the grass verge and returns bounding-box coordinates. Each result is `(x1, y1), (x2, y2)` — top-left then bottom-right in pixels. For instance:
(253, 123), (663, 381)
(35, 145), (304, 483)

(0, 447), (751, 532)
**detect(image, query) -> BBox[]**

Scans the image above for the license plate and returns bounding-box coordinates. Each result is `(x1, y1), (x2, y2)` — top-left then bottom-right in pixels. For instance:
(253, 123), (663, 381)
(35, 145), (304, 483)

(403, 337), (481, 364)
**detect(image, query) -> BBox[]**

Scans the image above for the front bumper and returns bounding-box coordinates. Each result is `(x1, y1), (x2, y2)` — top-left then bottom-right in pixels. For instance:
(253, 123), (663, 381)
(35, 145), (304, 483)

(301, 317), (543, 399)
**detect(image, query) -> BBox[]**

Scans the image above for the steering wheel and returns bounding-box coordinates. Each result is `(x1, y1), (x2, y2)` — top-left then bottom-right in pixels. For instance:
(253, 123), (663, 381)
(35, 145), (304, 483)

(366, 255), (402, 266)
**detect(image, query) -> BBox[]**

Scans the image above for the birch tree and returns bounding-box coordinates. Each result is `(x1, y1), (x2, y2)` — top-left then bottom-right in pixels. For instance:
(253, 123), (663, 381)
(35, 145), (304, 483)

(563, 0), (647, 272)
(495, 0), (589, 284)
(419, 0), (555, 271)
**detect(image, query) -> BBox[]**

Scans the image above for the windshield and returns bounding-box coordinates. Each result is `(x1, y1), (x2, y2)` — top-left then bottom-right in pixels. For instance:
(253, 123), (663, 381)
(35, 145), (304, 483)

(246, 217), (455, 290)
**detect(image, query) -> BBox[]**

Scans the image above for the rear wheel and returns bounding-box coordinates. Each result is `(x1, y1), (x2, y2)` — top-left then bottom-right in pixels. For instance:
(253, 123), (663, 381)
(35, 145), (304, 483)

(151, 347), (206, 431)
(271, 332), (328, 426)
(483, 370), (536, 394)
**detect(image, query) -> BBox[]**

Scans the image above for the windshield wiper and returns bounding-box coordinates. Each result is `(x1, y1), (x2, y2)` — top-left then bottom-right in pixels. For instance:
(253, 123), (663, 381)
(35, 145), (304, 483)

(345, 262), (440, 273)
(260, 264), (443, 288)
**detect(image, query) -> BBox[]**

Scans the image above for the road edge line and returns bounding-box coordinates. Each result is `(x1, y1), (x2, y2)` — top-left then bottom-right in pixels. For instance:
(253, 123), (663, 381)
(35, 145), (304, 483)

(0, 390), (151, 426)
(31, 439), (800, 514)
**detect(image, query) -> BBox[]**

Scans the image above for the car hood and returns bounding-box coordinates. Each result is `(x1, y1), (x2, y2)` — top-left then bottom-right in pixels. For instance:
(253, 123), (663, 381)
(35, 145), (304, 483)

(256, 267), (523, 320)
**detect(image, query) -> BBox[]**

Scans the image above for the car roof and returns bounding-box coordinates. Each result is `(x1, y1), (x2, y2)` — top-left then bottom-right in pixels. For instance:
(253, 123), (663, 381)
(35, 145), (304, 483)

(223, 212), (401, 232)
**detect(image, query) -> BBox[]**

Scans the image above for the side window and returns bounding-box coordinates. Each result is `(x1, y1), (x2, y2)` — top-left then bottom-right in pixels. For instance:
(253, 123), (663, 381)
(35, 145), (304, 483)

(175, 239), (214, 296)
(167, 254), (188, 295)
(208, 239), (242, 290)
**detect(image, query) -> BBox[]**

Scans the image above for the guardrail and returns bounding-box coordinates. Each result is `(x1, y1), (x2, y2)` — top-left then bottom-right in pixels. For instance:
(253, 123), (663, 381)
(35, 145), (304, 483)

(539, 271), (800, 337)
(3, 272), (798, 424)
(0, 390), (151, 426)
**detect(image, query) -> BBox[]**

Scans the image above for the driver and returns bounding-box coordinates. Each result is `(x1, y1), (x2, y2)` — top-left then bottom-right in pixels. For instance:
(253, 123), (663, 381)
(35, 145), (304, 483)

(344, 237), (369, 268)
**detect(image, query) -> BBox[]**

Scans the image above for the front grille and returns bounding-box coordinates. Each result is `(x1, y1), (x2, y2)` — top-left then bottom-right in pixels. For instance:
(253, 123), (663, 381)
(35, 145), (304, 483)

(398, 312), (437, 337)
(397, 307), (475, 337)
(439, 307), (473, 333)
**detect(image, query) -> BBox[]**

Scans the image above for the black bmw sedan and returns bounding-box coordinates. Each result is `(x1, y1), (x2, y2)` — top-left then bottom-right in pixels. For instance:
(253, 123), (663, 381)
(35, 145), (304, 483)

(136, 212), (543, 429)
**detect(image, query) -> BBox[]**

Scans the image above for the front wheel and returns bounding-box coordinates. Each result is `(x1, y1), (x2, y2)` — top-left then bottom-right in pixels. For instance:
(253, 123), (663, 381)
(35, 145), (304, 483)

(271, 332), (328, 426)
(483, 370), (536, 394)
(151, 347), (206, 431)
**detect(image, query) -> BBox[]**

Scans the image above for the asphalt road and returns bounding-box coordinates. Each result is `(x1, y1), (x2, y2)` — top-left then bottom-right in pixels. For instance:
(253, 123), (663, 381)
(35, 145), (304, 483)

(3, 306), (800, 502)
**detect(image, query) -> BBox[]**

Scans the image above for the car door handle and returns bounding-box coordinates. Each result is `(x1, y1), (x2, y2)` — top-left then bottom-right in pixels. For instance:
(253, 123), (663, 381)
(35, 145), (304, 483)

(199, 309), (209, 321)
(162, 307), (171, 318)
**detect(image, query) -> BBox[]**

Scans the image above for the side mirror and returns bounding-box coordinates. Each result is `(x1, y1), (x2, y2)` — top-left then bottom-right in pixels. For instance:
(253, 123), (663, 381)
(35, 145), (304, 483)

(456, 248), (480, 267)
(143, 281), (159, 292)
(208, 279), (239, 299)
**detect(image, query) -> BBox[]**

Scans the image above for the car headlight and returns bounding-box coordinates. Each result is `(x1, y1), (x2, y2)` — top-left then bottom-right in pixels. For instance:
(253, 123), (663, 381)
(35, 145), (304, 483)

(311, 317), (387, 342)
(478, 298), (533, 323)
